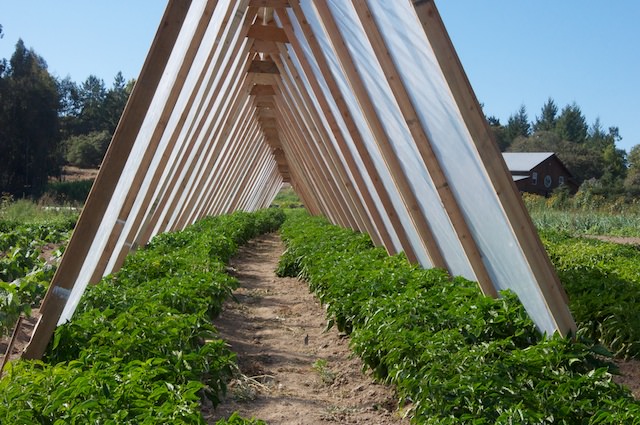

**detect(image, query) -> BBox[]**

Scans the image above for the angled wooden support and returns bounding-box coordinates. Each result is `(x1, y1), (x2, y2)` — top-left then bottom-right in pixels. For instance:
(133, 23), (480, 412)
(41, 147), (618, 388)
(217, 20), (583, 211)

(227, 142), (271, 210)
(271, 50), (381, 243)
(272, 77), (358, 229)
(22, 0), (194, 361)
(247, 24), (289, 43)
(143, 12), (259, 237)
(286, 3), (417, 258)
(198, 105), (261, 216)
(354, 0), (497, 297)
(86, 0), (221, 286)
(312, 0), (448, 270)
(276, 7), (396, 251)
(288, 3), (420, 262)
(275, 92), (351, 228)
(412, 0), (576, 335)
(249, 59), (280, 74)
(275, 100), (335, 220)
(130, 9), (258, 248)
(176, 92), (254, 225)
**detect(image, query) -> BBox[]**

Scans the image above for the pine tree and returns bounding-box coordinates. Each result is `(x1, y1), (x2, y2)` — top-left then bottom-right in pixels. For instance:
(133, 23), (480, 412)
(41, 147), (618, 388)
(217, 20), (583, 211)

(533, 98), (558, 133)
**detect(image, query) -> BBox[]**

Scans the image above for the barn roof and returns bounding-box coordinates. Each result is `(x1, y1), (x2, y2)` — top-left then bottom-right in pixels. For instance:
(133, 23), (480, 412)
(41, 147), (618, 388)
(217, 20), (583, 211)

(503, 152), (556, 173)
(23, 0), (575, 359)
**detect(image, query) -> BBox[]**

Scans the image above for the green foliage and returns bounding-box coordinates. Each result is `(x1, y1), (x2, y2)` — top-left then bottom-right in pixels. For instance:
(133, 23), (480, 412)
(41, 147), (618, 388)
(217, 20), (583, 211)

(0, 217), (71, 336)
(505, 105), (531, 141)
(0, 208), (285, 423)
(541, 231), (640, 358)
(523, 192), (640, 237)
(278, 211), (640, 423)
(44, 179), (94, 204)
(270, 186), (303, 208)
(63, 130), (111, 168)
(556, 102), (588, 144)
(215, 412), (268, 425)
(0, 39), (61, 197)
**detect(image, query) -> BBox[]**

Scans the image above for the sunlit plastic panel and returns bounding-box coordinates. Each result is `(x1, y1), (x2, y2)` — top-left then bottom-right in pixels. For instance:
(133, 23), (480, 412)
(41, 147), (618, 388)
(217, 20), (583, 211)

(366, 0), (558, 334)
(299, 1), (432, 265)
(102, 2), (238, 275)
(58, 0), (210, 324)
(284, 10), (403, 251)
(326, 0), (475, 280)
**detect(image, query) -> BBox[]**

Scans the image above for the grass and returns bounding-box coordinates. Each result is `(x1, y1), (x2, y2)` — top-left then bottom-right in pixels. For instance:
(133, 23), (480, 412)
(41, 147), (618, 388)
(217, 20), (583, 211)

(523, 192), (640, 237)
(0, 196), (78, 226)
(270, 186), (303, 209)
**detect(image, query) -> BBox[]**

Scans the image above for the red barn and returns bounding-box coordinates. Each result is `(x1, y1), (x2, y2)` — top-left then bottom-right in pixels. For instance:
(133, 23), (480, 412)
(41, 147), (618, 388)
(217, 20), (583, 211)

(503, 152), (578, 196)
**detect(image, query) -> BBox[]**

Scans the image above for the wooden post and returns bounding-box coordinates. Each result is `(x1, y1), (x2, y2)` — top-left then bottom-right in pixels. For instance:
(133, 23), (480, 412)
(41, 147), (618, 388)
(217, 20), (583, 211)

(352, 0), (497, 297)
(277, 8), (397, 250)
(312, 1), (448, 269)
(273, 62), (364, 232)
(22, 0), (194, 360)
(275, 93), (349, 226)
(288, 3), (420, 262)
(271, 50), (383, 245)
(412, 0), (575, 335)
(87, 0), (221, 285)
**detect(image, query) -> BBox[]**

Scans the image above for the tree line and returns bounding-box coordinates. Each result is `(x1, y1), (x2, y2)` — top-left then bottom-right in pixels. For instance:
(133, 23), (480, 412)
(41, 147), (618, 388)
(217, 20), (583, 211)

(1, 33), (638, 200)
(489, 99), (640, 197)
(0, 38), (131, 198)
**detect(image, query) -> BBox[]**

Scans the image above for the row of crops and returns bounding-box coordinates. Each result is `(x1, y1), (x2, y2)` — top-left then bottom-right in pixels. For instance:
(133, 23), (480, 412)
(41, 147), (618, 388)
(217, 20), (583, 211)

(3, 204), (640, 423)
(1, 209), (283, 424)
(0, 217), (76, 337)
(277, 210), (640, 423)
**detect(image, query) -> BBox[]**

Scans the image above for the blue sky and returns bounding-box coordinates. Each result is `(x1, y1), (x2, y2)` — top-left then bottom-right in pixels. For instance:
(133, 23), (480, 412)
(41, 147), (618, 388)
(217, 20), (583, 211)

(1, 1), (638, 152)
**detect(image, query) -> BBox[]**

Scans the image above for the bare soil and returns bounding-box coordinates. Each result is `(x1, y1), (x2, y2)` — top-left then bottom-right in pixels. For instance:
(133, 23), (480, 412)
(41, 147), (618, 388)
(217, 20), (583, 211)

(584, 235), (640, 246)
(0, 310), (40, 374)
(58, 165), (98, 182)
(203, 234), (409, 424)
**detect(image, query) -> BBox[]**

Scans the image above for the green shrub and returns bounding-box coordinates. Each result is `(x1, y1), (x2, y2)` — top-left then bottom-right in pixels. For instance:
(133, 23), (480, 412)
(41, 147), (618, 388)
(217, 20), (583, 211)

(63, 130), (111, 168)
(0, 208), (285, 423)
(278, 211), (640, 424)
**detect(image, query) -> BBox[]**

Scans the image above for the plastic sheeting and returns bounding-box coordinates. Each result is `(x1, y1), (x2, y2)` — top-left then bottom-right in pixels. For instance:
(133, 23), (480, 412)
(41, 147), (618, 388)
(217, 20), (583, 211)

(38, 0), (572, 353)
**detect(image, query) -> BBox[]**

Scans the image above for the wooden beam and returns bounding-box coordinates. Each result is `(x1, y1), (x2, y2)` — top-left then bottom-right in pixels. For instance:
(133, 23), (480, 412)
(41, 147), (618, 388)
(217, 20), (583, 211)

(354, 0), (497, 297)
(86, 0), (221, 287)
(250, 84), (276, 95)
(275, 92), (354, 229)
(249, 0), (290, 9)
(127, 4), (258, 250)
(289, 3), (419, 261)
(413, 0), (576, 335)
(247, 24), (288, 43)
(271, 48), (380, 243)
(22, 0), (194, 360)
(250, 39), (280, 54)
(313, 0), (448, 269)
(248, 59), (280, 74)
(277, 7), (397, 250)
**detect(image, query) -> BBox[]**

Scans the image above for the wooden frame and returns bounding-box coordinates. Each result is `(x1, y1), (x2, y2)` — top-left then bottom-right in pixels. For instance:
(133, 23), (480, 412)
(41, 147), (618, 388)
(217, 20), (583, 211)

(22, 0), (577, 361)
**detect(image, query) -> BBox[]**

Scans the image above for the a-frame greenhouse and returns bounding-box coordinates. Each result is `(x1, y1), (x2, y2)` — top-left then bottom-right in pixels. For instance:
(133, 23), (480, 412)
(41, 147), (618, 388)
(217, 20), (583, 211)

(7, 0), (640, 423)
(24, 0), (575, 359)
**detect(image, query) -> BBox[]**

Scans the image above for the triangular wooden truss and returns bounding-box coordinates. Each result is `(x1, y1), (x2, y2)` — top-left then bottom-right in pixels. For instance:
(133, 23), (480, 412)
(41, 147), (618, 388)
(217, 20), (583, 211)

(23, 0), (576, 359)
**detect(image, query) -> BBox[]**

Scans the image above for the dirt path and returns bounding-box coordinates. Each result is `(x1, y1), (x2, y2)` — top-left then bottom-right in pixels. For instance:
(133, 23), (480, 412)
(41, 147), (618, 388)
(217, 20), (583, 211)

(203, 233), (408, 424)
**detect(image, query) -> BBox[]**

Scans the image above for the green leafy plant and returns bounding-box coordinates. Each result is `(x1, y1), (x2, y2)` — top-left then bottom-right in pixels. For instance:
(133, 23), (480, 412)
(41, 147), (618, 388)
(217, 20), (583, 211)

(278, 210), (640, 423)
(0, 208), (285, 423)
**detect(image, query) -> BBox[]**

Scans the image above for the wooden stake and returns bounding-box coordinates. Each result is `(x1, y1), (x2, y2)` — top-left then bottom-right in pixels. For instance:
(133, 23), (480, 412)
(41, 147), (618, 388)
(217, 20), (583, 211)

(353, 0), (497, 297)
(412, 0), (575, 335)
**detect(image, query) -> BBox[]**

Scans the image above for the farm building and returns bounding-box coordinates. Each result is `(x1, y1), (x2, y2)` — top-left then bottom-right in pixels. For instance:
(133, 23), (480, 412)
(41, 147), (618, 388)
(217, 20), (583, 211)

(503, 152), (578, 196)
